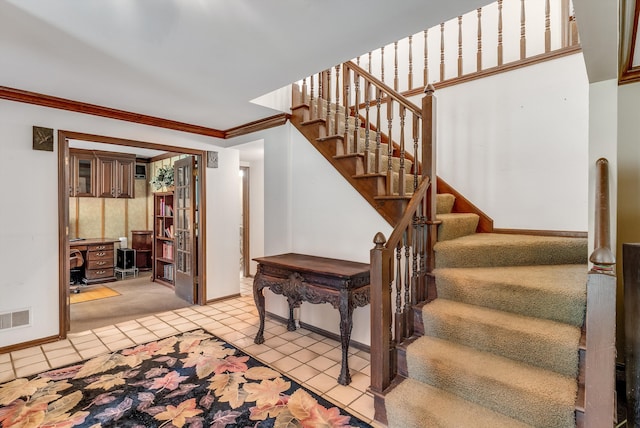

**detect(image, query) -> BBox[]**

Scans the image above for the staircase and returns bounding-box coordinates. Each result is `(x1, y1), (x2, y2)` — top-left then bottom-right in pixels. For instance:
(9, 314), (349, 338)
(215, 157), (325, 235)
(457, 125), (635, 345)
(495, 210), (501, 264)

(384, 193), (588, 427)
(290, 62), (615, 426)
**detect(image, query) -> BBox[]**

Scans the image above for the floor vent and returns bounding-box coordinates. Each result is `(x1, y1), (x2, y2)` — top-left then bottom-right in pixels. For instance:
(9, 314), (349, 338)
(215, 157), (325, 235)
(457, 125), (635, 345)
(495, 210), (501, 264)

(0, 309), (31, 330)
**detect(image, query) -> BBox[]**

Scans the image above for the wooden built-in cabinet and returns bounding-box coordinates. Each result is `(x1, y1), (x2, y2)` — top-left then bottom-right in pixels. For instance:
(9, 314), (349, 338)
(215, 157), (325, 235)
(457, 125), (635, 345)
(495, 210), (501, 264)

(97, 154), (135, 198)
(153, 192), (175, 287)
(69, 149), (135, 199)
(69, 238), (118, 285)
(69, 150), (97, 197)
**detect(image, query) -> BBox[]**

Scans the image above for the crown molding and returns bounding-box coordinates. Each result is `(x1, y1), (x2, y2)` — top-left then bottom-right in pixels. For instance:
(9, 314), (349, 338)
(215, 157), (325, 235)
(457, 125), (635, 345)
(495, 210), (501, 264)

(0, 86), (226, 138)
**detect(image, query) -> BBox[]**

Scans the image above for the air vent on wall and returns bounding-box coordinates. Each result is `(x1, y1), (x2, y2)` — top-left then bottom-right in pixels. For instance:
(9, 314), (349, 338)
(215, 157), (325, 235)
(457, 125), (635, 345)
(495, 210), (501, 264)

(0, 309), (30, 330)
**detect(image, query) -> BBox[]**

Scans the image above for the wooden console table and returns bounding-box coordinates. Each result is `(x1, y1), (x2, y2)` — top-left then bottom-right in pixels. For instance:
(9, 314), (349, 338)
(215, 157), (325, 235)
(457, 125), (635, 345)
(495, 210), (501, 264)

(253, 253), (370, 385)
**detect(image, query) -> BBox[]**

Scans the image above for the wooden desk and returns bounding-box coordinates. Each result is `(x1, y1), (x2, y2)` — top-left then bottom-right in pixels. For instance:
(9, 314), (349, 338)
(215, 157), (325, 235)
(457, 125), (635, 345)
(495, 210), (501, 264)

(70, 238), (119, 284)
(253, 253), (370, 385)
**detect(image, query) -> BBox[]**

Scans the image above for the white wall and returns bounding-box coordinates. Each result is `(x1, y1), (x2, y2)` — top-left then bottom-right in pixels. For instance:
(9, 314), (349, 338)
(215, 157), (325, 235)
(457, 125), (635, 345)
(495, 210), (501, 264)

(420, 53), (589, 231)
(0, 99), (239, 348)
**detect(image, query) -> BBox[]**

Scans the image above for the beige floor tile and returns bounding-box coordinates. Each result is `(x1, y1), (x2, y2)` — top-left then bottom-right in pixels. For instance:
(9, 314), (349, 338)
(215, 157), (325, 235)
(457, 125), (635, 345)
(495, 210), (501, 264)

(41, 339), (73, 351)
(0, 354), (10, 364)
(78, 345), (109, 360)
(292, 335), (318, 348)
(348, 354), (370, 372)
(172, 322), (199, 332)
(324, 364), (342, 379)
(0, 369), (16, 383)
(13, 353), (46, 369)
(229, 336), (255, 349)
(218, 330), (245, 343)
(11, 346), (44, 360)
(347, 371), (371, 392)
(280, 331), (303, 342)
(243, 343), (272, 356)
(73, 339), (105, 351)
(105, 338), (136, 351)
(261, 336), (287, 348)
(128, 333), (159, 344)
(348, 393), (376, 422)
(15, 361), (50, 378)
(98, 332), (130, 344)
(44, 346), (77, 360)
(324, 384), (362, 407)
(307, 341), (335, 355)
(306, 372), (340, 393)
(116, 320), (143, 331)
(48, 354), (83, 369)
(307, 355), (336, 371)
(270, 356), (303, 372)
(325, 347), (344, 362)
(287, 364), (320, 383)
(151, 327), (179, 339)
(275, 342), (302, 355)
(256, 349), (285, 364)
(290, 348), (319, 363)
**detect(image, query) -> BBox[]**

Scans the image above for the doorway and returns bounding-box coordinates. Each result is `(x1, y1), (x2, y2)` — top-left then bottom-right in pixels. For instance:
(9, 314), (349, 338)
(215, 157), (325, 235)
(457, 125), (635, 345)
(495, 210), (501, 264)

(240, 166), (250, 278)
(57, 130), (207, 336)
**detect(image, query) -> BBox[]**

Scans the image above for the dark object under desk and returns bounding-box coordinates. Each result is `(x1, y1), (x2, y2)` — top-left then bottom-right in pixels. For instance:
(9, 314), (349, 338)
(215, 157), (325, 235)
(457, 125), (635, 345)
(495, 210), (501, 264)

(252, 253), (371, 385)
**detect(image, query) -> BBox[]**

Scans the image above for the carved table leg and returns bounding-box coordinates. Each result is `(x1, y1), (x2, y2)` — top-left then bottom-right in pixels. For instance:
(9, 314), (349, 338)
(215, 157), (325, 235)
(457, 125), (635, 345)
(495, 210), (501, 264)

(337, 288), (354, 385)
(286, 299), (298, 332)
(253, 272), (266, 344)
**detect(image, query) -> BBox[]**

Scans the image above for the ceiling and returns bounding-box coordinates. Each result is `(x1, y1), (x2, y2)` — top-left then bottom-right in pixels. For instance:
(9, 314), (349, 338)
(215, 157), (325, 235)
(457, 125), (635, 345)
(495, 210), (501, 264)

(1, 0), (491, 135)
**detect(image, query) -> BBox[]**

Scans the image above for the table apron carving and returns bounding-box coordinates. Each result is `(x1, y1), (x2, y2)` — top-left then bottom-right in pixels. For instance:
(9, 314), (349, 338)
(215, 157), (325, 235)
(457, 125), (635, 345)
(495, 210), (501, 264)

(252, 255), (370, 386)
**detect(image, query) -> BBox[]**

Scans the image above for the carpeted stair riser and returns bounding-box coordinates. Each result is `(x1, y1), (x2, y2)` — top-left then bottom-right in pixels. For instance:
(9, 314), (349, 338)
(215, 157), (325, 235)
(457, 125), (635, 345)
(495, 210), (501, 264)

(436, 212), (479, 241)
(421, 299), (581, 376)
(436, 193), (455, 214)
(367, 152), (413, 175)
(385, 378), (535, 428)
(390, 172), (416, 195)
(435, 233), (588, 268)
(405, 336), (578, 428)
(434, 264), (587, 326)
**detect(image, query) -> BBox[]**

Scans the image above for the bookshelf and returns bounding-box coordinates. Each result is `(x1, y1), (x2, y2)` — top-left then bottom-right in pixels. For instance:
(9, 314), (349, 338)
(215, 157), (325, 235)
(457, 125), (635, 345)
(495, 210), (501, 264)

(153, 191), (175, 287)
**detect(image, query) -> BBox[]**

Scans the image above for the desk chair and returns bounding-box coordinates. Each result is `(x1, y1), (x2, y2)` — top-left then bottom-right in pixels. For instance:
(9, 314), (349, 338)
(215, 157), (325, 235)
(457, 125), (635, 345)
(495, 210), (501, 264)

(70, 249), (84, 293)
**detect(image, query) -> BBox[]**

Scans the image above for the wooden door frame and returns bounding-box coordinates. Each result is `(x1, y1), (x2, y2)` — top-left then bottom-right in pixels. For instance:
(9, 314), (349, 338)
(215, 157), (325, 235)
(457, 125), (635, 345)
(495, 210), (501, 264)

(57, 130), (207, 337)
(241, 166), (250, 277)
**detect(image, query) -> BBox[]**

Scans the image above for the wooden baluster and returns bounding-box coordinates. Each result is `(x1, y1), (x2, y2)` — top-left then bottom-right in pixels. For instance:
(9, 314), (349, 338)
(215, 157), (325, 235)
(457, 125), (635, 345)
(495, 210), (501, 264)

(381, 46), (385, 85)
(561, 0), (570, 47)
(364, 81), (372, 174)
(368, 51), (372, 74)
(423, 29), (429, 85)
(398, 105), (406, 196)
(411, 216), (419, 304)
(326, 68), (332, 136)
(498, 0), (504, 66)
(418, 207), (426, 302)
(457, 16), (463, 77)
(520, 0), (526, 59)
(413, 113), (420, 190)
(301, 78), (307, 106)
(386, 98), (394, 195)
(408, 35), (414, 91)
(375, 88), (382, 174)
(343, 67), (350, 153)
(404, 230), (412, 338)
(395, 242), (403, 344)
(352, 71), (361, 155)
(477, 8), (483, 71)
(545, 0), (551, 52)
(394, 41), (399, 91)
(309, 74), (316, 121)
(335, 65), (341, 136)
(439, 23), (445, 81)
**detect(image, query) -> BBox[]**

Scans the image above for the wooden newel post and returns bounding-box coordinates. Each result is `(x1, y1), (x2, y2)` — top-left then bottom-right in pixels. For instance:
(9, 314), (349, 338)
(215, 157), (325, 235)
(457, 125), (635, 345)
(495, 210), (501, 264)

(625, 243), (640, 427)
(422, 84), (439, 299)
(370, 232), (391, 396)
(590, 158), (615, 273)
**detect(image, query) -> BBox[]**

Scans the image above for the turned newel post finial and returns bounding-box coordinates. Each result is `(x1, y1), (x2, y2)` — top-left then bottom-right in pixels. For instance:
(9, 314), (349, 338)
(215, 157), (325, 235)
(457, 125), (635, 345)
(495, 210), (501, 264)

(373, 232), (387, 249)
(424, 83), (435, 95)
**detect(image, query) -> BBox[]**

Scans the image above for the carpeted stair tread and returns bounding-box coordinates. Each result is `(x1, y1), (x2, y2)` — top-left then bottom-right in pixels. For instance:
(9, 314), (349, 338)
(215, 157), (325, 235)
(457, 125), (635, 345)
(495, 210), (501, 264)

(436, 212), (479, 241)
(437, 193), (455, 214)
(435, 233), (587, 268)
(421, 299), (580, 376)
(405, 336), (578, 428)
(366, 152), (413, 174)
(385, 377), (534, 428)
(434, 264), (587, 325)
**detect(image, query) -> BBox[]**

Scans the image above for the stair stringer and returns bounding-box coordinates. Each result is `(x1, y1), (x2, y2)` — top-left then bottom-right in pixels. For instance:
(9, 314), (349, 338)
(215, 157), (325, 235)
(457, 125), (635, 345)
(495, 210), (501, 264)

(291, 103), (410, 226)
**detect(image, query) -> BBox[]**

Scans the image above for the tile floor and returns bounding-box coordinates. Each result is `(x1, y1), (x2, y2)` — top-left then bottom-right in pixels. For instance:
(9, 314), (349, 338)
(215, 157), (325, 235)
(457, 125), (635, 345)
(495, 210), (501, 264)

(0, 277), (381, 426)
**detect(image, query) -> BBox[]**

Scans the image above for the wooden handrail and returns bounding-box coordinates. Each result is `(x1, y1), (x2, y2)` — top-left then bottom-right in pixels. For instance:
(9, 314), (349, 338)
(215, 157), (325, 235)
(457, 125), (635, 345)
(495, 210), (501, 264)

(387, 178), (430, 245)
(344, 61), (422, 117)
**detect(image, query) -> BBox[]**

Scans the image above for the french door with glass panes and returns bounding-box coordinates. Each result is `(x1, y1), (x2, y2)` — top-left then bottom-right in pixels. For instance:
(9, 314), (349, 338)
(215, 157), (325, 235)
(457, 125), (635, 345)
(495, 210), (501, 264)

(173, 156), (197, 302)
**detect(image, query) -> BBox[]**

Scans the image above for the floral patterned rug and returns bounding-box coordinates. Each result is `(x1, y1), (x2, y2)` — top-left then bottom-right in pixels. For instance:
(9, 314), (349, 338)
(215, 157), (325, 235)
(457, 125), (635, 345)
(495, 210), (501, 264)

(0, 329), (372, 427)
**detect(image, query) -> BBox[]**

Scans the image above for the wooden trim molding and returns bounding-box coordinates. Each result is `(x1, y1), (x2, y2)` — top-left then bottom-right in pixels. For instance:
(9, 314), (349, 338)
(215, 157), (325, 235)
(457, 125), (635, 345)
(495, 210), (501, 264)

(0, 86), (226, 138)
(0, 335), (62, 355)
(493, 228), (587, 238)
(0, 86), (289, 140)
(620, 0), (640, 84)
(224, 113), (290, 138)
